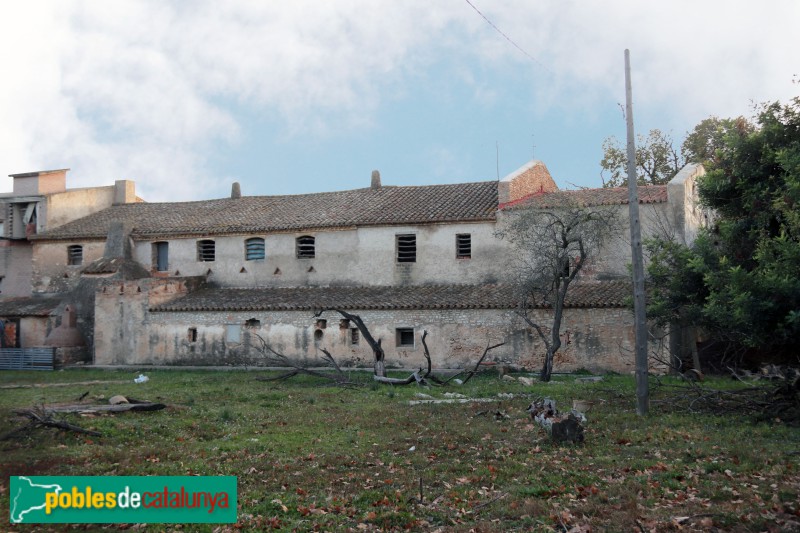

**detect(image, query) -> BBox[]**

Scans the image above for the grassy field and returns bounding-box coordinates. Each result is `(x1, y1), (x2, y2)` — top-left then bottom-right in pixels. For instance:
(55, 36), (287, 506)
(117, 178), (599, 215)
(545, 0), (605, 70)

(1, 368), (798, 531)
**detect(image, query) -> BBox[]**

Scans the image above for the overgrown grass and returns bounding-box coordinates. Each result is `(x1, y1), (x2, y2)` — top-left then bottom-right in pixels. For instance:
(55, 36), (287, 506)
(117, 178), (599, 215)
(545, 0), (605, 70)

(1, 369), (798, 531)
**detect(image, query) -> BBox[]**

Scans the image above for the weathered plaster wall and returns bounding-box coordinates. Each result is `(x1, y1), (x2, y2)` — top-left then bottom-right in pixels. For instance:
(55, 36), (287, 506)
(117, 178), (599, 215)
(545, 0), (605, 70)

(93, 278), (201, 365)
(31, 241), (106, 293)
(0, 241), (33, 296)
(45, 186), (115, 229)
(95, 279), (666, 373)
(131, 222), (505, 287)
(667, 163), (708, 245)
(19, 316), (53, 348)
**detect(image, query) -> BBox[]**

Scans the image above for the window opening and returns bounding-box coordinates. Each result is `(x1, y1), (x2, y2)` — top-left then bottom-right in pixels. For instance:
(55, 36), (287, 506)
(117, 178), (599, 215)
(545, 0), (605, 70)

(245, 237), (265, 260)
(188, 327), (198, 342)
(351, 328), (360, 345)
(396, 327), (414, 347)
(67, 245), (83, 266)
(296, 235), (315, 258)
(396, 234), (416, 263)
(225, 324), (240, 343)
(153, 241), (169, 271)
(456, 233), (472, 259)
(244, 318), (261, 329)
(197, 239), (215, 262)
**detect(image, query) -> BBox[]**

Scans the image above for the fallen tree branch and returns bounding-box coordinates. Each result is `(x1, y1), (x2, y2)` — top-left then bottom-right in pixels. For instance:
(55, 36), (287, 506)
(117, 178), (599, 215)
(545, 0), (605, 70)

(251, 341), (357, 386)
(2, 406), (102, 440)
(461, 341), (506, 385)
(373, 369), (426, 386)
(18, 403), (166, 414)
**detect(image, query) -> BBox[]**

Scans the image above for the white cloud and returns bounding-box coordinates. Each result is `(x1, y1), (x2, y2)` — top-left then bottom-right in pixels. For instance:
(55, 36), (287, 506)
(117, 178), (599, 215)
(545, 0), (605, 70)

(0, 1), (797, 199)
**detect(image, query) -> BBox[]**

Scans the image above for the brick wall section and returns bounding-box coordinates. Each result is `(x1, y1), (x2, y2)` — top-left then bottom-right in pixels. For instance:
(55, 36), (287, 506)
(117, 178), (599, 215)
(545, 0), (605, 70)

(498, 160), (559, 205)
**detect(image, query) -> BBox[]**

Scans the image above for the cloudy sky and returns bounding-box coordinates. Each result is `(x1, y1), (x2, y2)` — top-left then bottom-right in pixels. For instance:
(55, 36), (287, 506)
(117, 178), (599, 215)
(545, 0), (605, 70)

(1, 2), (797, 201)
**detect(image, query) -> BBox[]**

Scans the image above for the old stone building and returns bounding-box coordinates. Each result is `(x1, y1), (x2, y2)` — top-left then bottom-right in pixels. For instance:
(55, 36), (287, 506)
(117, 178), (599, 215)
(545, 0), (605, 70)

(0, 169), (138, 364)
(0, 160), (707, 372)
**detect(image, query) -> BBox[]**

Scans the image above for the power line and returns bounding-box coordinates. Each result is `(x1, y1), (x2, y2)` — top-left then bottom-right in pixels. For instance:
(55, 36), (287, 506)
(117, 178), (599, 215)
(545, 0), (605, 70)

(463, 0), (550, 72)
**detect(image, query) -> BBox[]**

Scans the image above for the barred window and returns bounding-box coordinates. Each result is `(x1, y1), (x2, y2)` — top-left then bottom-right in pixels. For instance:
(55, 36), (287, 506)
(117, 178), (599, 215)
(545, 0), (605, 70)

(396, 327), (414, 347)
(197, 239), (215, 262)
(296, 235), (315, 258)
(396, 234), (416, 263)
(456, 233), (471, 259)
(245, 237), (265, 261)
(67, 245), (83, 266)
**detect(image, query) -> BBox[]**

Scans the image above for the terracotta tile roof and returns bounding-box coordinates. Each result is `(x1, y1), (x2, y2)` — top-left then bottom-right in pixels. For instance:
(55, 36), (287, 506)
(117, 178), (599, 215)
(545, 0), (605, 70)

(501, 185), (667, 210)
(0, 297), (61, 317)
(33, 181), (499, 241)
(151, 281), (630, 312)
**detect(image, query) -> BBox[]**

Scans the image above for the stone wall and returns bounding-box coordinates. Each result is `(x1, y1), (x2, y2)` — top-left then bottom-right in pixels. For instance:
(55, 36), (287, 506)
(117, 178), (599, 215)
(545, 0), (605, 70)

(94, 279), (666, 373)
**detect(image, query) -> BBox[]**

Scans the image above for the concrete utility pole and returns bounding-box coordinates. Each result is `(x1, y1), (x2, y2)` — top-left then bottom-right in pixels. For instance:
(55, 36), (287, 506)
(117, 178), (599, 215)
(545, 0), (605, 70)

(624, 49), (649, 416)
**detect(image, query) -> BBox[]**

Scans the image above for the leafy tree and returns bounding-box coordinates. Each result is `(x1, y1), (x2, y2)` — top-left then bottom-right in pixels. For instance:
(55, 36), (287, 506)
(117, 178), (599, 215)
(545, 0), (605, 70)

(497, 196), (619, 381)
(646, 98), (800, 365)
(682, 116), (753, 165)
(600, 129), (684, 187)
(600, 118), (753, 188)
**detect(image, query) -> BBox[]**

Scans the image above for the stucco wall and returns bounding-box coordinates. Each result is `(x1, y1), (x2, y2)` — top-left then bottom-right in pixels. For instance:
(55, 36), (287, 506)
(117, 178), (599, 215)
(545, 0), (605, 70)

(131, 222), (506, 287)
(19, 316), (52, 348)
(0, 241), (33, 296)
(94, 278), (666, 373)
(667, 163), (708, 245)
(32, 241), (106, 293)
(45, 186), (115, 229)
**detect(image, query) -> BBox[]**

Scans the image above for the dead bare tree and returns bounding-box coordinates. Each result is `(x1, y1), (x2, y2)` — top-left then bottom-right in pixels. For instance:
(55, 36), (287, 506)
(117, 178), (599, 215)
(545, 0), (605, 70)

(246, 333), (357, 386)
(497, 195), (620, 382)
(314, 308), (386, 377)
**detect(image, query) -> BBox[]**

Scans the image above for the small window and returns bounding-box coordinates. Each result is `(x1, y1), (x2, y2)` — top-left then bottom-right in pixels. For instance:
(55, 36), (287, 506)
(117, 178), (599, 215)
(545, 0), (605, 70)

(296, 235), (315, 258)
(396, 327), (414, 347)
(456, 233), (471, 259)
(244, 318), (261, 329)
(245, 237), (265, 261)
(396, 234), (416, 263)
(188, 327), (198, 342)
(225, 324), (241, 343)
(67, 245), (83, 266)
(153, 241), (169, 272)
(351, 327), (360, 345)
(197, 239), (215, 262)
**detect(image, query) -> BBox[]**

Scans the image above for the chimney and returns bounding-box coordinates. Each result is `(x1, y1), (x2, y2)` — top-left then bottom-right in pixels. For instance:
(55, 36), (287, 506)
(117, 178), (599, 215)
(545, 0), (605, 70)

(231, 182), (241, 198)
(371, 170), (381, 189)
(103, 220), (134, 259)
(10, 169), (68, 196)
(113, 180), (136, 205)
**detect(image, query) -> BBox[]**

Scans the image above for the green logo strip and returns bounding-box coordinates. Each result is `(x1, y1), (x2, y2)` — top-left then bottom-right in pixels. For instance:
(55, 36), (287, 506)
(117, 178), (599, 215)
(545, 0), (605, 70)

(10, 476), (237, 524)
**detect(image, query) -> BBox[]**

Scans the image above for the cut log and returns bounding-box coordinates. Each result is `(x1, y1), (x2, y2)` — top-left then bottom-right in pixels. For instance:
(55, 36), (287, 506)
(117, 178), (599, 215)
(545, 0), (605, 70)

(527, 398), (585, 443)
(15, 403), (166, 415)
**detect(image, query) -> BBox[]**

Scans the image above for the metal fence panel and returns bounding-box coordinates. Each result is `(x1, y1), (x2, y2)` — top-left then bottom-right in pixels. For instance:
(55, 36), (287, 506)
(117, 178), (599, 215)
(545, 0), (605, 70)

(0, 348), (55, 370)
